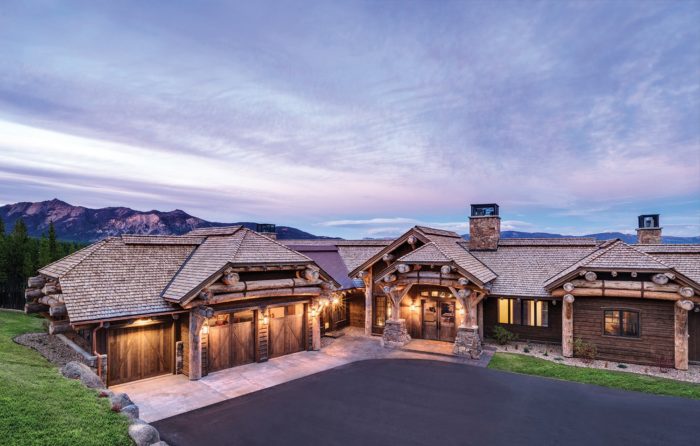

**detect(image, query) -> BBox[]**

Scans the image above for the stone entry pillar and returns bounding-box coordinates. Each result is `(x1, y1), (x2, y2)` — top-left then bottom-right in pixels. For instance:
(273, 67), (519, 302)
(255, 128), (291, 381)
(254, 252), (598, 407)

(381, 285), (411, 347)
(453, 289), (482, 359)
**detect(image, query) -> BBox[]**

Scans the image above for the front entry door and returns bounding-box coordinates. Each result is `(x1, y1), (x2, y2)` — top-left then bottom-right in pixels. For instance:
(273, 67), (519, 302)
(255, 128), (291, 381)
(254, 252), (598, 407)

(422, 299), (456, 342)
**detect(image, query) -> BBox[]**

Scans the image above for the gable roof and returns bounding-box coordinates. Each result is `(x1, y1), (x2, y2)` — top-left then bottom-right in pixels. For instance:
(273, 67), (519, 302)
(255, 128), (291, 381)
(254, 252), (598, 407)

(635, 244), (700, 285)
(543, 240), (673, 289)
(348, 226), (497, 286)
(286, 244), (357, 290)
(162, 227), (314, 303)
(397, 242), (451, 263)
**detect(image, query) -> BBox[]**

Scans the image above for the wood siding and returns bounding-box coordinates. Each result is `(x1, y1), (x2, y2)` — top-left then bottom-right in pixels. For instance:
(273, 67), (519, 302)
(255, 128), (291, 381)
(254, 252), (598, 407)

(573, 297), (674, 366)
(207, 320), (255, 372)
(483, 298), (561, 343)
(181, 314), (190, 376)
(107, 321), (173, 386)
(690, 310), (700, 364)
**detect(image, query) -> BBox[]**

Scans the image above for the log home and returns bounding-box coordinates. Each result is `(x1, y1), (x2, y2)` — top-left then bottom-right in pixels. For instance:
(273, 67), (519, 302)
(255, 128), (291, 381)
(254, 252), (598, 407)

(25, 206), (700, 386)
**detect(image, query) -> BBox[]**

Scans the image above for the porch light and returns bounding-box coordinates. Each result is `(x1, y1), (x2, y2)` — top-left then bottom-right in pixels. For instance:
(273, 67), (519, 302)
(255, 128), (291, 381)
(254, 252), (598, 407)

(331, 296), (340, 306)
(459, 308), (465, 315)
(201, 323), (209, 335)
(263, 315), (269, 325)
(387, 306), (392, 317)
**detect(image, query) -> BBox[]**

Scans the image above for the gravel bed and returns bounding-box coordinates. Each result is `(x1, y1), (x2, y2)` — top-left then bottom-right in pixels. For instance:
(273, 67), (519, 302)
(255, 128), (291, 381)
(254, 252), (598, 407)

(487, 340), (700, 384)
(14, 332), (89, 368)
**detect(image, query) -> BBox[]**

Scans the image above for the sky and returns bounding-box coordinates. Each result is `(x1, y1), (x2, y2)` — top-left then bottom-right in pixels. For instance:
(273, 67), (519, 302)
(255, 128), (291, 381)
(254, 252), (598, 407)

(0, 0), (699, 239)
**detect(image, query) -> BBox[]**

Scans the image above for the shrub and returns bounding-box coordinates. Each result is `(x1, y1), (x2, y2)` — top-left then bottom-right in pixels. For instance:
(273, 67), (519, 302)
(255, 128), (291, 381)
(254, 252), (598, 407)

(492, 325), (518, 345)
(617, 364), (628, 369)
(573, 338), (597, 363)
(523, 347), (530, 353)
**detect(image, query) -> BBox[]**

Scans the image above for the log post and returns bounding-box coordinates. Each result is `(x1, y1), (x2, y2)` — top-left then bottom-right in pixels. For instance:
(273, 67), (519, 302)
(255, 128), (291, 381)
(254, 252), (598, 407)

(674, 300), (694, 370)
(188, 308), (208, 380)
(454, 289), (471, 328)
(562, 294), (575, 357)
(361, 270), (373, 336)
(310, 299), (321, 351)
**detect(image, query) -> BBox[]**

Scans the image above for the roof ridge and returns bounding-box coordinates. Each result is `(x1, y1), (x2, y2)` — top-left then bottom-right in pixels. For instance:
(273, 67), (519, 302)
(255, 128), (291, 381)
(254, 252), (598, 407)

(623, 242), (673, 269)
(542, 239), (621, 284)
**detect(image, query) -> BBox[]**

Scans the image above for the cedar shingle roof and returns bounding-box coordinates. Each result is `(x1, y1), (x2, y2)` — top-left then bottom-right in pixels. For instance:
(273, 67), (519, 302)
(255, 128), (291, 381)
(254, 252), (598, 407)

(185, 226), (242, 236)
(398, 242), (450, 263)
(121, 235), (204, 245)
(635, 244), (700, 284)
(498, 238), (599, 246)
(60, 238), (194, 323)
(162, 228), (313, 302)
(543, 240), (672, 289)
(39, 240), (108, 278)
(280, 239), (391, 274)
(471, 244), (598, 297)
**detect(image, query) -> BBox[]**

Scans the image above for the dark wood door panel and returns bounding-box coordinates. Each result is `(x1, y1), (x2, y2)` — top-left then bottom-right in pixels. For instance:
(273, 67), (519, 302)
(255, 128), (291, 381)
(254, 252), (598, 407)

(108, 322), (173, 386)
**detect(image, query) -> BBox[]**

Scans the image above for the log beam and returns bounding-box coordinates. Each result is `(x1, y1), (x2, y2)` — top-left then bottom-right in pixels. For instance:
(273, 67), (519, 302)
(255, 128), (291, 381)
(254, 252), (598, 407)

(49, 319), (71, 335)
(25, 302), (49, 314)
(203, 286), (322, 306)
(27, 276), (46, 289)
(49, 303), (67, 317)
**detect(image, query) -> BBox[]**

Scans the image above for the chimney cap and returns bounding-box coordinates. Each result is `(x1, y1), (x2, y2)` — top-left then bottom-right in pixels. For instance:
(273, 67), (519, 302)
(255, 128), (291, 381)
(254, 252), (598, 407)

(470, 203), (499, 217)
(637, 214), (660, 229)
(255, 223), (276, 233)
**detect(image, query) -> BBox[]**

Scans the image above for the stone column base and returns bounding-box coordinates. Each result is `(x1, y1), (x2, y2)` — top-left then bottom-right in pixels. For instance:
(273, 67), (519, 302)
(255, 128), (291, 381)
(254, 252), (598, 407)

(453, 327), (482, 359)
(382, 319), (411, 348)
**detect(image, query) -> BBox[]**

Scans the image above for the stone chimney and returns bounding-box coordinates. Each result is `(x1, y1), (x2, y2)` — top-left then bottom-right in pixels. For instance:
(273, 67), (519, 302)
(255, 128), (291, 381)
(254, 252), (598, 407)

(256, 223), (277, 240)
(636, 214), (661, 244)
(469, 204), (501, 250)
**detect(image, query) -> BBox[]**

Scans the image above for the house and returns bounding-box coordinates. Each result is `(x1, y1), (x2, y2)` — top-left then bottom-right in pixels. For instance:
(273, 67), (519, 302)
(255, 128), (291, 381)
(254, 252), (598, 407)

(25, 206), (700, 386)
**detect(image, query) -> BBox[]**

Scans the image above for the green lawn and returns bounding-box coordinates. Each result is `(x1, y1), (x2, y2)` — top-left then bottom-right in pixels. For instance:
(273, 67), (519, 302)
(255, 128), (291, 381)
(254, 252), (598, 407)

(0, 310), (131, 446)
(489, 352), (700, 400)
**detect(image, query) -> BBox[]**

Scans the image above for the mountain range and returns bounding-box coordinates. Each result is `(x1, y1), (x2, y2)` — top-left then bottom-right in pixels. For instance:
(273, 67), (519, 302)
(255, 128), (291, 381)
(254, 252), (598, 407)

(1, 199), (698, 244)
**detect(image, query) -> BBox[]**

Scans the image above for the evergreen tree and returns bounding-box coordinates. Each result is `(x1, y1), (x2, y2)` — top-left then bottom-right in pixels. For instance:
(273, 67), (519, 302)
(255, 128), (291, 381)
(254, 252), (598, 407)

(48, 221), (58, 262)
(38, 232), (51, 268)
(5, 218), (29, 287)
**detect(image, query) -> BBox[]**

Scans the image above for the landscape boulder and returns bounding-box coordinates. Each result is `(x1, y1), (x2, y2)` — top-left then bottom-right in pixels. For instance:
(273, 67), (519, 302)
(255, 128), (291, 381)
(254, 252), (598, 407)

(120, 404), (140, 420)
(128, 423), (161, 446)
(109, 392), (134, 411)
(60, 361), (104, 389)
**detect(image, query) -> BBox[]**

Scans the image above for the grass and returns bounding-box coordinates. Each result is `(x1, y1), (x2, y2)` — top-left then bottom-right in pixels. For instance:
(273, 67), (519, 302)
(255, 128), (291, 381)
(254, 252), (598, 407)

(0, 310), (131, 446)
(488, 352), (700, 400)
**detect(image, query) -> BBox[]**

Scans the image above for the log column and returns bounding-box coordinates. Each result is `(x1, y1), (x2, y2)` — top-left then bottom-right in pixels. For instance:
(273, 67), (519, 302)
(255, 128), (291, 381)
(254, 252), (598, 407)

(310, 299), (321, 351)
(675, 300), (694, 370)
(361, 270), (373, 336)
(188, 307), (212, 380)
(381, 285), (410, 347)
(562, 294), (575, 357)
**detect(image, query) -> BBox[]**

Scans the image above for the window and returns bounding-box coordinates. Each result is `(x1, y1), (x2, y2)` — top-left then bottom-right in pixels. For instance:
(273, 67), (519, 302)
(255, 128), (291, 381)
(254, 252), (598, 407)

(497, 298), (548, 327)
(604, 310), (639, 337)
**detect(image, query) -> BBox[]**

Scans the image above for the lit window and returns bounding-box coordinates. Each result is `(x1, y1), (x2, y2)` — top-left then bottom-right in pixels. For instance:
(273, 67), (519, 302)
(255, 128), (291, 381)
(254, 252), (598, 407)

(498, 298), (548, 327)
(375, 296), (387, 327)
(604, 310), (639, 337)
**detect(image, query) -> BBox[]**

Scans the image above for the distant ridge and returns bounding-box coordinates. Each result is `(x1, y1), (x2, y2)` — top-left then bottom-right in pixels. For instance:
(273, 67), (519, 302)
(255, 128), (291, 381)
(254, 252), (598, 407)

(0, 199), (327, 242)
(461, 230), (700, 245)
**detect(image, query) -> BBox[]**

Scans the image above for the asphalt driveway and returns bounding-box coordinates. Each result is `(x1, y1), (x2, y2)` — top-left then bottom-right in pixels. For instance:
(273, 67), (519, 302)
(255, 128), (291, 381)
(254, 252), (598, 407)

(154, 359), (699, 446)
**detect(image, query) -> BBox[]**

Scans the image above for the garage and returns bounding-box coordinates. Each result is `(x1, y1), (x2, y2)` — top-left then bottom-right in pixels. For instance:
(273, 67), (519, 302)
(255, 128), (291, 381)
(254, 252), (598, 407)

(268, 303), (306, 358)
(690, 310), (700, 364)
(108, 320), (173, 386)
(208, 310), (256, 372)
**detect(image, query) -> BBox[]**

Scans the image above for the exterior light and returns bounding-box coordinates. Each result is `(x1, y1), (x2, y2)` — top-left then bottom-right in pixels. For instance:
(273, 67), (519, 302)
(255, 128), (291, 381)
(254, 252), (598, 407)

(331, 296), (340, 306)
(387, 306), (392, 317)
(201, 324), (209, 335)
(459, 308), (465, 315)
(263, 315), (269, 325)
(410, 302), (417, 312)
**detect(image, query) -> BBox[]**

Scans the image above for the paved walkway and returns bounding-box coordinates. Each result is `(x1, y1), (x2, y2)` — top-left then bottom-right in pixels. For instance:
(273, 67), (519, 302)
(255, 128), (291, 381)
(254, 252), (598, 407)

(113, 329), (491, 422)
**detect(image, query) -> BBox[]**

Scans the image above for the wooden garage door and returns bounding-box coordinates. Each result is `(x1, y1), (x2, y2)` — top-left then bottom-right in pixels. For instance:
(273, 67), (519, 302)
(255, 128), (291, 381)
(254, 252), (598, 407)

(268, 303), (305, 358)
(108, 321), (173, 386)
(690, 310), (700, 363)
(208, 311), (255, 372)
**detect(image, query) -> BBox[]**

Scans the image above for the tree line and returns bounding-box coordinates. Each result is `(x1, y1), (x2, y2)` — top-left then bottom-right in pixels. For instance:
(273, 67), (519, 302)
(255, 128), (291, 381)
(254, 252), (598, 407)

(0, 217), (86, 309)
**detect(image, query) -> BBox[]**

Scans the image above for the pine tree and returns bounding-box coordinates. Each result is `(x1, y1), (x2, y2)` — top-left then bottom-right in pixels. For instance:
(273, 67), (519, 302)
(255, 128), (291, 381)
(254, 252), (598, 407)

(38, 232), (51, 268)
(48, 221), (58, 262)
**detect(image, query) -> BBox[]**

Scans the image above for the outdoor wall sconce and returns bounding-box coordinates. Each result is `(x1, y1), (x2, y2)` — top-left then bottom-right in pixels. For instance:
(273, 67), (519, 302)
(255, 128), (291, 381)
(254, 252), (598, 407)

(331, 296), (340, 306)
(552, 300), (557, 306)
(459, 308), (465, 315)
(410, 301), (417, 311)
(263, 315), (269, 325)
(201, 323), (209, 335)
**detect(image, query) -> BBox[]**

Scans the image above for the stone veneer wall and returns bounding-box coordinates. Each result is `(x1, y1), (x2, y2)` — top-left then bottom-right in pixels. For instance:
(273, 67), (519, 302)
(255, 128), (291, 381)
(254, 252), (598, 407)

(469, 216), (501, 250)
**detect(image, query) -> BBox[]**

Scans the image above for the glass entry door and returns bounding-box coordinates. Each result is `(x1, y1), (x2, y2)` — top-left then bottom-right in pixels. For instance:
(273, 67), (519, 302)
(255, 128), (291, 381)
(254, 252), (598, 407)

(421, 299), (456, 342)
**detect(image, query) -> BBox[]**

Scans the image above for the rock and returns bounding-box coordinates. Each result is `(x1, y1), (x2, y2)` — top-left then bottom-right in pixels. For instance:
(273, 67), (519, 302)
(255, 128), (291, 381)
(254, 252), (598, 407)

(381, 319), (411, 348)
(60, 361), (105, 389)
(453, 327), (483, 359)
(109, 392), (134, 411)
(151, 442), (169, 446)
(128, 423), (160, 446)
(98, 389), (113, 398)
(120, 404), (140, 420)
